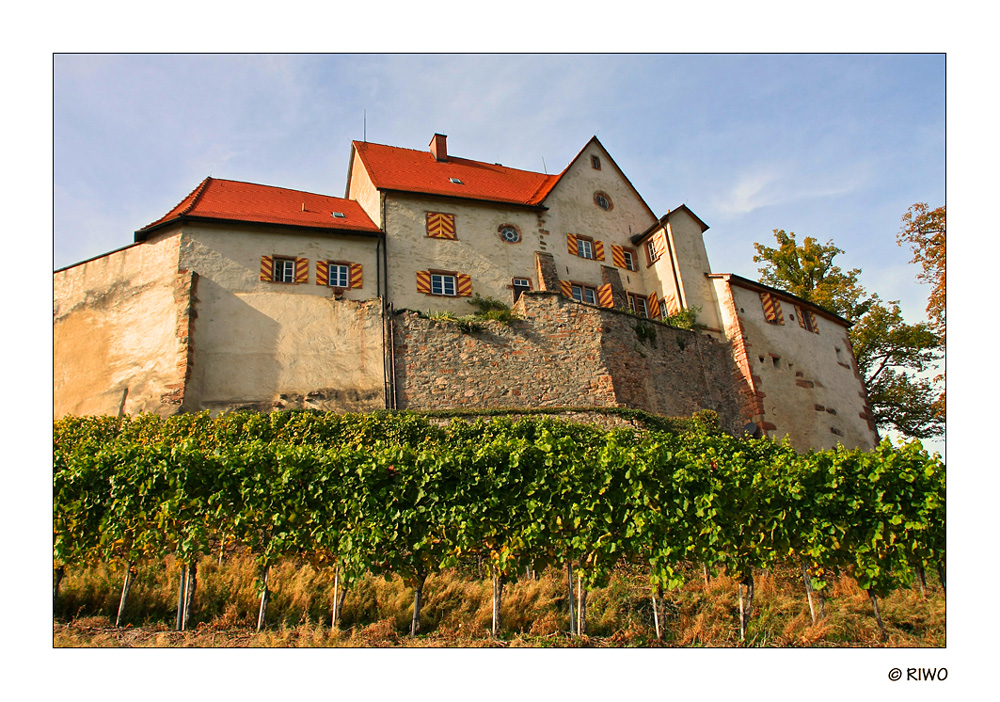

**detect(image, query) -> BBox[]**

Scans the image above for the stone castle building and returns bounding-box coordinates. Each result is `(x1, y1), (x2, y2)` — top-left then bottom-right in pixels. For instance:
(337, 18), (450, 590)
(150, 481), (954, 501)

(53, 133), (879, 451)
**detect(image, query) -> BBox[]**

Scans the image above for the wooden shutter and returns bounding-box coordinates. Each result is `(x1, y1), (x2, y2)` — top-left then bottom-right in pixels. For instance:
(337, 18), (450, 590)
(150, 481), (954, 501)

(260, 255), (274, 281)
(806, 310), (819, 334)
(593, 240), (605, 261)
(457, 273), (472, 297)
(647, 291), (661, 319)
(567, 233), (578, 255)
(316, 261), (329, 286)
(349, 263), (363, 289)
(655, 233), (667, 258)
(426, 212), (456, 239)
(559, 280), (573, 297)
(611, 244), (626, 269)
(598, 283), (614, 308)
(760, 292), (784, 324)
(295, 258), (309, 284)
(416, 270), (431, 294)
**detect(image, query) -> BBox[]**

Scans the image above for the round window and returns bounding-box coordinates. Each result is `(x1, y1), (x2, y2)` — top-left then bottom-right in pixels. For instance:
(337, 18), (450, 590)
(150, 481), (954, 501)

(499, 225), (521, 243)
(594, 192), (613, 211)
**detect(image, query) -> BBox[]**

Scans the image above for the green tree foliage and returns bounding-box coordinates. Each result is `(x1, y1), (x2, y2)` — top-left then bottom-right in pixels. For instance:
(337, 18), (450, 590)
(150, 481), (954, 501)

(753, 229), (942, 438)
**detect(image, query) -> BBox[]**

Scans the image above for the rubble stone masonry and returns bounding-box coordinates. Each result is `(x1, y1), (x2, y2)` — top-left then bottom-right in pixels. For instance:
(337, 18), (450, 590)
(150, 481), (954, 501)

(392, 292), (744, 433)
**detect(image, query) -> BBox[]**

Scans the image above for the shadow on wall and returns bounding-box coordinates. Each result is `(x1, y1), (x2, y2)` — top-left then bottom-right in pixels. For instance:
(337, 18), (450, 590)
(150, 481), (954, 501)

(185, 276), (284, 413)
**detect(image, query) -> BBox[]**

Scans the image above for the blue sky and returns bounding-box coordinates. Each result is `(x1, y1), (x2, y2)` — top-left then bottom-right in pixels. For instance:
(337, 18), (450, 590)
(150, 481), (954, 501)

(54, 53), (944, 329)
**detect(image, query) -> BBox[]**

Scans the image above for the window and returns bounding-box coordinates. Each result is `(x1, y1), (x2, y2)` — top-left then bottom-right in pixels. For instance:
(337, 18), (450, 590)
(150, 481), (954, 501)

(577, 239), (594, 259)
(622, 250), (636, 271)
(572, 284), (598, 305)
(594, 191), (613, 211)
(431, 273), (457, 296)
(659, 300), (669, 319)
(591, 155), (601, 170)
(327, 263), (350, 288)
(417, 270), (471, 297)
(512, 277), (531, 302)
(646, 238), (661, 264)
(273, 258), (296, 283)
(628, 293), (649, 318)
(499, 224), (521, 243)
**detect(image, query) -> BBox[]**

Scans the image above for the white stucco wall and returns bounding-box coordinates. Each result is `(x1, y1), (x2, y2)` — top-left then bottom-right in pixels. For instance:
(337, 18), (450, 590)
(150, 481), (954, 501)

(541, 142), (658, 298)
(176, 223), (386, 412)
(53, 233), (187, 418)
(721, 281), (877, 451)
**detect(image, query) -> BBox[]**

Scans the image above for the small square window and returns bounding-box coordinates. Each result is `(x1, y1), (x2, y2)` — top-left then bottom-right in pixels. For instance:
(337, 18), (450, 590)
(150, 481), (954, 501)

(273, 258), (296, 283)
(431, 274), (457, 296)
(577, 239), (594, 259)
(572, 284), (597, 305)
(512, 277), (531, 302)
(328, 263), (350, 288)
(628, 294), (649, 318)
(591, 155), (601, 170)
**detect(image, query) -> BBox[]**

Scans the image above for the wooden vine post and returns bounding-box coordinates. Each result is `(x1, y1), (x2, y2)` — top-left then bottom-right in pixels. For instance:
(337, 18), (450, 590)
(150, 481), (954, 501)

(256, 564), (270, 633)
(182, 562), (197, 630)
(566, 562), (576, 636)
(410, 566), (427, 637)
(115, 561), (136, 628)
(492, 575), (503, 637)
(576, 572), (587, 636)
(867, 589), (888, 643)
(801, 560), (818, 625)
(738, 573), (755, 642)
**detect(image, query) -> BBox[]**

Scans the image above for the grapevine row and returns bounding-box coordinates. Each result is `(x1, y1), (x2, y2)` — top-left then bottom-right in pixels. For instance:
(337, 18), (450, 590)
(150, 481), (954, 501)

(53, 410), (944, 639)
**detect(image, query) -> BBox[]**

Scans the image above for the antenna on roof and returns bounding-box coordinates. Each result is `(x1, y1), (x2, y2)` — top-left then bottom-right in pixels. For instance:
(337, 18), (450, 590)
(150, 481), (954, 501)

(541, 156), (547, 174)
(363, 109), (367, 143)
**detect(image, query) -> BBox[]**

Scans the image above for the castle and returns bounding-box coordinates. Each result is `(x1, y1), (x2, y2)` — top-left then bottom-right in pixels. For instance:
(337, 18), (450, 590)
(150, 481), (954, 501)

(53, 133), (879, 452)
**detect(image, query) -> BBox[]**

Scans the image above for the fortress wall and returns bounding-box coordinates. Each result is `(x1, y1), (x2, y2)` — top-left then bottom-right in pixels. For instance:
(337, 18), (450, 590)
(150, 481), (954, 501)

(53, 233), (190, 418)
(392, 292), (744, 430)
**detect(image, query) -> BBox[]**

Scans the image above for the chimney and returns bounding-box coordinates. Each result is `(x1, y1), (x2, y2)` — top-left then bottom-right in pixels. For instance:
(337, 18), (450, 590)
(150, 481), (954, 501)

(429, 133), (448, 162)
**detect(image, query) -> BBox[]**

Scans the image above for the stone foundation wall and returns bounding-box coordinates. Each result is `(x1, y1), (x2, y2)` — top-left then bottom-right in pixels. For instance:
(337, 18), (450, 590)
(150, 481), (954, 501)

(392, 292), (744, 432)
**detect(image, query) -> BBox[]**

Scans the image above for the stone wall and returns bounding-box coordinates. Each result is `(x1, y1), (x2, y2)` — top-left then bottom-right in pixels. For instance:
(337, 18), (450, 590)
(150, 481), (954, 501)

(391, 292), (744, 432)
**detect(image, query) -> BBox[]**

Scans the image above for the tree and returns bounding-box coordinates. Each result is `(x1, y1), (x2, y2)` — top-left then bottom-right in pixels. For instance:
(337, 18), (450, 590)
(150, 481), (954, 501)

(897, 204), (945, 339)
(753, 229), (872, 322)
(753, 229), (943, 439)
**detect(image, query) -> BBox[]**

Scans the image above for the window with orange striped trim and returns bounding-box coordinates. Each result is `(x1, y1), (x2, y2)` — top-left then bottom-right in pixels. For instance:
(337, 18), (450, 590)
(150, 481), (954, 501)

(317, 261), (363, 289)
(261, 255), (308, 284)
(416, 270), (472, 297)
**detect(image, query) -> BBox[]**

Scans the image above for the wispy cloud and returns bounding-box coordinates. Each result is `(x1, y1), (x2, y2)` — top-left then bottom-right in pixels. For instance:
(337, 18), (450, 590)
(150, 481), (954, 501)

(714, 162), (870, 217)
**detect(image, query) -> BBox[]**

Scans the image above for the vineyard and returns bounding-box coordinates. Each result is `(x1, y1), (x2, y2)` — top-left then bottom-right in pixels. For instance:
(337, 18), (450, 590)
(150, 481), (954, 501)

(53, 409), (945, 645)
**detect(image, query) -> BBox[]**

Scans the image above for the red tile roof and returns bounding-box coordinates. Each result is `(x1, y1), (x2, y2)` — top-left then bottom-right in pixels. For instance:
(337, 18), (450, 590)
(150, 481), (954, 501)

(136, 177), (381, 238)
(352, 141), (561, 207)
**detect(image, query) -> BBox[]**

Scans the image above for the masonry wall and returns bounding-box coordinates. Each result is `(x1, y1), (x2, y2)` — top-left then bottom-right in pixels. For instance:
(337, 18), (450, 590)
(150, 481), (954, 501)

(713, 278), (878, 451)
(392, 292), (744, 433)
(53, 233), (190, 418)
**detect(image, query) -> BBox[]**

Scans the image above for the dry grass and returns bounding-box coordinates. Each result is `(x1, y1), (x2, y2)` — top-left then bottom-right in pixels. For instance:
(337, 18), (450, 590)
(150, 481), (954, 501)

(53, 555), (944, 648)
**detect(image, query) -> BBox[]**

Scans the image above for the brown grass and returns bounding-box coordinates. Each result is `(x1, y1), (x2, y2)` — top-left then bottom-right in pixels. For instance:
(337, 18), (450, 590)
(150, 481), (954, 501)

(53, 555), (944, 647)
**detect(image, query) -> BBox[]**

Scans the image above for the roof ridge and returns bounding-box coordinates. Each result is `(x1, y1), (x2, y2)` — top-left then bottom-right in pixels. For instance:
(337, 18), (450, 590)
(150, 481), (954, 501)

(182, 176), (213, 216)
(355, 139), (549, 178)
